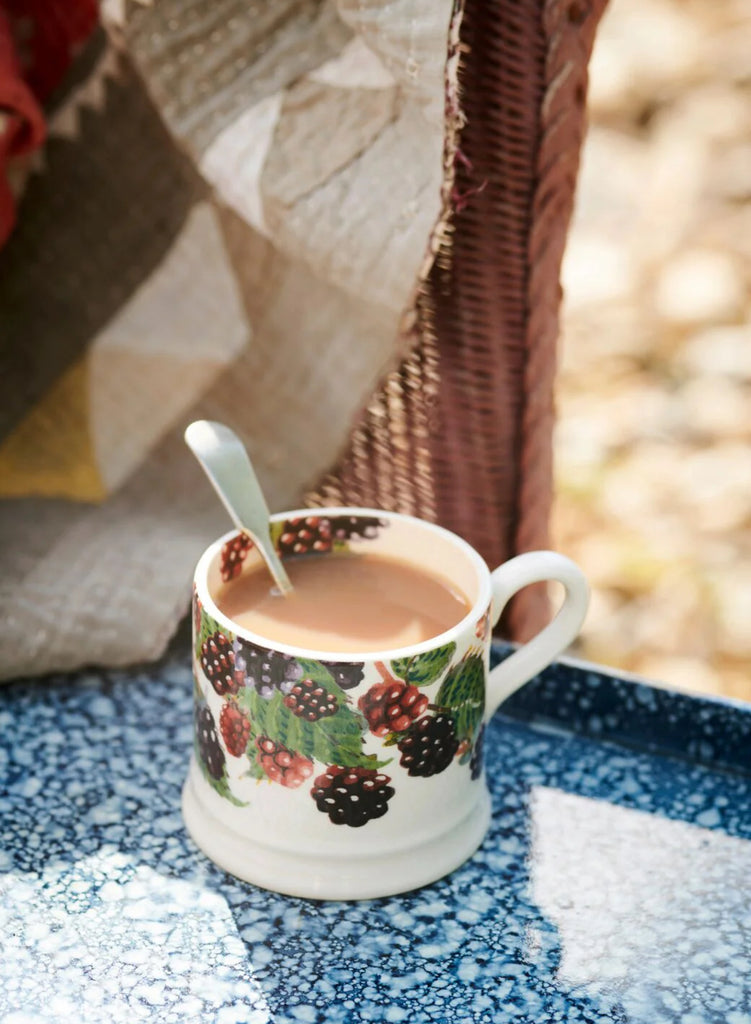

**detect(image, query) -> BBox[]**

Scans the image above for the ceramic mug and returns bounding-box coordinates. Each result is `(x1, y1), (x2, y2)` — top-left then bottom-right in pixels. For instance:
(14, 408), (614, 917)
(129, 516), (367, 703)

(183, 507), (589, 900)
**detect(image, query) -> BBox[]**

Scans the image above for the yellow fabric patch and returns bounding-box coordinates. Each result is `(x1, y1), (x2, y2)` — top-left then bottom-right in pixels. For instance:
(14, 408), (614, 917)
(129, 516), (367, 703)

(0, 359), (106, 502)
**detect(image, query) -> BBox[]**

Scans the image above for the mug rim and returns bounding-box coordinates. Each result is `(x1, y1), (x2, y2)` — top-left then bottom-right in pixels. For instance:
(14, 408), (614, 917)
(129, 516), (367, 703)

(194, 506), (492, 662)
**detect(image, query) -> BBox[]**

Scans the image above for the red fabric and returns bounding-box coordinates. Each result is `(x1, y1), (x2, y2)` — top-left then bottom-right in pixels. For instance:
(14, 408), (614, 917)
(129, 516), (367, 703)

(0, 0), (97, 247)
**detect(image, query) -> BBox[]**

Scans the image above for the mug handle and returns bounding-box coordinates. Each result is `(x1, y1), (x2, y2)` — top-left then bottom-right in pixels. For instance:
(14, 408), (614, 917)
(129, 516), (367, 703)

(486, 551), (589, 717)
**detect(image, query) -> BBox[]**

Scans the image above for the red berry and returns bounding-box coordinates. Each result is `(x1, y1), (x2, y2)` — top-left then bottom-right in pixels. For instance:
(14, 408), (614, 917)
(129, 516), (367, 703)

(220, 533), (253, 582)
(276, 517), (336, 557)
(220, 703), (251, 757)
(358, 680), (428, 736)
(254, 736), (313, 788)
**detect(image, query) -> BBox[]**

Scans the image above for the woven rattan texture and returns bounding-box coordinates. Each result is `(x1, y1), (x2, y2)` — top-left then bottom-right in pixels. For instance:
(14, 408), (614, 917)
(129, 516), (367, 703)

(309, 0), (607, 640)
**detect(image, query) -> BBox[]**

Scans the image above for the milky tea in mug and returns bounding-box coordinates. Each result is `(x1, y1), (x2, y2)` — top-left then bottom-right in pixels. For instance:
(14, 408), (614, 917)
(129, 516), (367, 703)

(184, 508), (589, 900)
(215, 543), (472, 653)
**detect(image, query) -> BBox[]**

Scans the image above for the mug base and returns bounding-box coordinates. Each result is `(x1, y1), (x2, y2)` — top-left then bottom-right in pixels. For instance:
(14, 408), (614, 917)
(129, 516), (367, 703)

(182, 763), (491, 901)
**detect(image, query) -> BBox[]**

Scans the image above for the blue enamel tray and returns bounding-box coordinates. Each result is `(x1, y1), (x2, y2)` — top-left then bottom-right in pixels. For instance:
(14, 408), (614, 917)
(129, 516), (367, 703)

(1, 644), (750, 1023)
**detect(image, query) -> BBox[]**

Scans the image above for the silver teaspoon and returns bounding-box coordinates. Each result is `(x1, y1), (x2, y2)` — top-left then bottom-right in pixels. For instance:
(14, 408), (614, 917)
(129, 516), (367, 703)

(184, 420), (293, 596)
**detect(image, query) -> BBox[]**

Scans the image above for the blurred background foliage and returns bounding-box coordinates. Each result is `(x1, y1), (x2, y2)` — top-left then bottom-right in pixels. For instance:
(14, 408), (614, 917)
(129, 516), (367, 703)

(554, 0), (750, 699)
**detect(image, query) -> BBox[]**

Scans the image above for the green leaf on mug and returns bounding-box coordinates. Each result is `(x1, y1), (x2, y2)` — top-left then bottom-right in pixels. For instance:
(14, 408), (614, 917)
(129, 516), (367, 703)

(238, 672), (389, 771)
(242, 758), (268, 782)
(296, 659), (361, 707)
(192, 674), (204, 703)
(194, 743), (246, 806)
(435, 653), (485, 744)
(269, 520), (284, 553)
(390, 642), (456, 687)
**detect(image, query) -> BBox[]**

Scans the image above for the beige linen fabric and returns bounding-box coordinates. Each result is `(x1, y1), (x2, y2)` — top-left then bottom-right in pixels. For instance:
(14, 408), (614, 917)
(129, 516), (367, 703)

(0, 0), (456, 678)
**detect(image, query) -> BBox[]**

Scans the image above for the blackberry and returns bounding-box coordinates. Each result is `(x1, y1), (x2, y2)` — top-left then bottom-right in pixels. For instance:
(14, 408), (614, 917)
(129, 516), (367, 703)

(321, 661), (365, 691)
(469, 724), (486, 780)
(275, 515), (387, 558)
(397, 713), (459, 777)
(220, 703), (251, 757)
(311, 766), (394, 826)
(220, 533), (253, 582)
(200, 632), (240, 695)
(195, 706), (225, 780)
(284, 679), (338, 721)
(277, 516), (333, 557)
(235, 642), (301, 699)
(255, 736), (314, 788)
(358, 680), (428, 736)
(330, 515), (387, 542)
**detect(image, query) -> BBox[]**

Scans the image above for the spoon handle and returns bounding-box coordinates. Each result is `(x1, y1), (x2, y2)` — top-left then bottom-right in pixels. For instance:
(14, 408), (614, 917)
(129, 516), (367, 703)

(185, 421), (293, 595)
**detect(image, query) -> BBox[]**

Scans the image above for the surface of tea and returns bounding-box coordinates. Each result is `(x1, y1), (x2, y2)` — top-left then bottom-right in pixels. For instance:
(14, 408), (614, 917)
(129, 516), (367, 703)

(215, 552), (471, 653)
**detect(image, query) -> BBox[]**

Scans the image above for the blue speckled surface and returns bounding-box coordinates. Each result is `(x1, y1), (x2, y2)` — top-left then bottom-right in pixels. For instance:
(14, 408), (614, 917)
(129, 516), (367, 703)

(1, 647), (750, 1024)
(501, 652), (751, 777)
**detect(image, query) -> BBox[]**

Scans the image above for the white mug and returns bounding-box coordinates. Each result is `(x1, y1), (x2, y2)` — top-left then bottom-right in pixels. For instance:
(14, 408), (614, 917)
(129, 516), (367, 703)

(183, 508), (589, 900)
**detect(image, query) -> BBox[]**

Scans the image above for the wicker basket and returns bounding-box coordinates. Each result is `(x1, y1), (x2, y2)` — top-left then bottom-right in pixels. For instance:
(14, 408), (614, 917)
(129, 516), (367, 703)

(310, 0), (608, 640)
